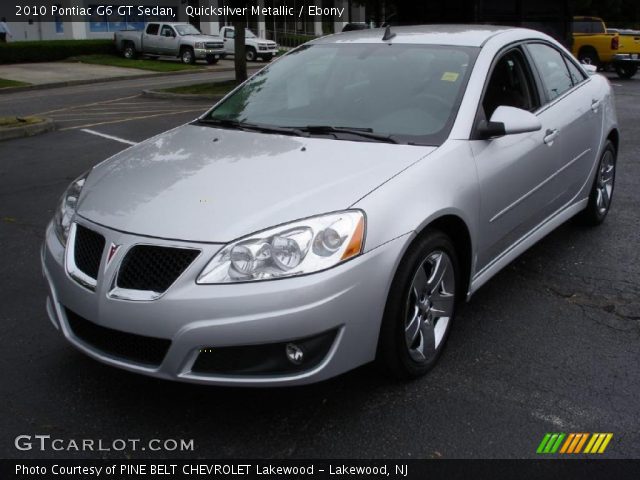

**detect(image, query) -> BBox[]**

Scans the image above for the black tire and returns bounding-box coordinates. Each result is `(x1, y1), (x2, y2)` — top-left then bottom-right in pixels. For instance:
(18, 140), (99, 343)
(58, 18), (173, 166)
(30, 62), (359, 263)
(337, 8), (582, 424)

(245, 47), (257, 62)
(578, 47), (600, 68)
(122, 43), (136, 60)
(261, 53), (273, 62)
(615, 63), (638, 79)
(180, 47), (195, 65)
(206, 56), (219, 65)
(376, 229), (459, 379)
(577, 140), (617, 226)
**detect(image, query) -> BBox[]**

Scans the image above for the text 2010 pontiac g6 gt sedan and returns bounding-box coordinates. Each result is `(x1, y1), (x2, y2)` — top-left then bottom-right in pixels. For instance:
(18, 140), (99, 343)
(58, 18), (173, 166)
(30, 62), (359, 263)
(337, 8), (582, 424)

(42, 26), (618, 386)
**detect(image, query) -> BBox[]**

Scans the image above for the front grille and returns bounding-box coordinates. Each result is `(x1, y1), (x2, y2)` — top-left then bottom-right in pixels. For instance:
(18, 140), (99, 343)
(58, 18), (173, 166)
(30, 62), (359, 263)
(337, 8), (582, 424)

(74, 225), (105, 280)
(116, 245), (199, 293)
(65, 308), (171, 366)
(205, 42), (223, 49)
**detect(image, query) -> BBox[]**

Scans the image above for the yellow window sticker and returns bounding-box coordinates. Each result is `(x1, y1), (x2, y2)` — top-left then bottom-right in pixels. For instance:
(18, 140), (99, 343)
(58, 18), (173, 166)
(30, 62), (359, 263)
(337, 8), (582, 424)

(441, 72), (459, 82)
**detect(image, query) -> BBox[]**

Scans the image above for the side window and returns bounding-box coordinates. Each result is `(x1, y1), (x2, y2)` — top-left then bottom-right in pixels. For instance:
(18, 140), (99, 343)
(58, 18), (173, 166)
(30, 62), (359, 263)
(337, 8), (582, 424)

(527, 43), (574, 102)
(224, 29), (235, 39)
(564, 56), (587, 85)
(160, 25), (175, 37)
(146, 23), (159, 36)
(482, 49), (537, 119)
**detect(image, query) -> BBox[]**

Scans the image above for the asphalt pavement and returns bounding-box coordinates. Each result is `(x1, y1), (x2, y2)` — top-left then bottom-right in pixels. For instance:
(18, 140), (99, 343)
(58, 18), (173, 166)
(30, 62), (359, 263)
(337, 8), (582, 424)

(0, 73), (638, 459)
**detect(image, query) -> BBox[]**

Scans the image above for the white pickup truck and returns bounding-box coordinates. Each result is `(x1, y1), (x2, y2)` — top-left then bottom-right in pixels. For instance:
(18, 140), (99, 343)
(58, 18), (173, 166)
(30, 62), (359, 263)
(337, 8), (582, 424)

(114, 23), (225, 65)
(219, 26), (278, 62)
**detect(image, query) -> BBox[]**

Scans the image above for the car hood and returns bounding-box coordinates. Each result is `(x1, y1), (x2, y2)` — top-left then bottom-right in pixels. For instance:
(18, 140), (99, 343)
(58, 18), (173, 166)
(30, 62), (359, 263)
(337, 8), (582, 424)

(191, 34), (223, 42)
(78, 125), (435, 242)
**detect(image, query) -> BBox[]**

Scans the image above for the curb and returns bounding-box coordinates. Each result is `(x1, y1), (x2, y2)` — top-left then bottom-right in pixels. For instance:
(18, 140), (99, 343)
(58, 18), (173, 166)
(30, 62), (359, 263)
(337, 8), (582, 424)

(0, 66), (241, 95)
(0, 118), (56, 142)
(142, 89), (225, 101)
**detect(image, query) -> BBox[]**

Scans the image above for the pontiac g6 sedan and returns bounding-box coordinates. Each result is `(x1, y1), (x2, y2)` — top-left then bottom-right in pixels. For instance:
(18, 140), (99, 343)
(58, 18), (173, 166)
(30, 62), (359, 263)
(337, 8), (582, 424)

(42, 26), (618, 385)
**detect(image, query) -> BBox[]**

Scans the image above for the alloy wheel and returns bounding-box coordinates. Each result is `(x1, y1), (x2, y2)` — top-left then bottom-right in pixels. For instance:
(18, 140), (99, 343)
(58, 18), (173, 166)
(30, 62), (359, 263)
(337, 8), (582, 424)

(405, 250), (455, 363)
(596, 149), (615, 215)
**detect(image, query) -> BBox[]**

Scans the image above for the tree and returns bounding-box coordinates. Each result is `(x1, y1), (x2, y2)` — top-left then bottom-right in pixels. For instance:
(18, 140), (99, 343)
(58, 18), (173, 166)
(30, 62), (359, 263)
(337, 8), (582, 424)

(232, 19), (247, 84)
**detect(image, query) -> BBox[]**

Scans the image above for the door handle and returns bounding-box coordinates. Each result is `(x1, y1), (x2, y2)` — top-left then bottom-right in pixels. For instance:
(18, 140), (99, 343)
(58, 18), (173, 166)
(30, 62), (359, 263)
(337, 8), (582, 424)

(591, 98), (601, 112)
(544, 128), (560, 145)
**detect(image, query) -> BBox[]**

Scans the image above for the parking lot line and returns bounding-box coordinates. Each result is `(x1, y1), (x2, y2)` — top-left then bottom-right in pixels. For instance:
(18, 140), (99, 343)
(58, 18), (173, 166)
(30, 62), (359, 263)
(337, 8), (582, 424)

(60, 108), (204, 131)
(80, 129), (137, 146)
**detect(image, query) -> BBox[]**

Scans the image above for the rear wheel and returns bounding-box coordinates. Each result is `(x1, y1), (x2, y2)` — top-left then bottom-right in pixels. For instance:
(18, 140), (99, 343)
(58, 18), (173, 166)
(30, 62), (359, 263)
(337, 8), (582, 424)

(180, 47), (195, 65)
(376, 230), (459, 379)
(245, 47), (257, 62)
(577, 140), (616, 226)
(615, 63), (638, 79)
(122, 43), (136, 60)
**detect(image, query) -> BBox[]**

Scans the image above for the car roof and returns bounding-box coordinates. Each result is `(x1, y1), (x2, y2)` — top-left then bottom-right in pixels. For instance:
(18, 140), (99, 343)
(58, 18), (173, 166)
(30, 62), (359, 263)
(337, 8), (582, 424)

(313, 24), (521, 47)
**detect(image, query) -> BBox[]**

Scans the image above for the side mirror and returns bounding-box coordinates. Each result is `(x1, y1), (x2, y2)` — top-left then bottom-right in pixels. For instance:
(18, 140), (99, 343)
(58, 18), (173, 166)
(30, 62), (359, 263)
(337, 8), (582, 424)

(477, 106), (542, 139)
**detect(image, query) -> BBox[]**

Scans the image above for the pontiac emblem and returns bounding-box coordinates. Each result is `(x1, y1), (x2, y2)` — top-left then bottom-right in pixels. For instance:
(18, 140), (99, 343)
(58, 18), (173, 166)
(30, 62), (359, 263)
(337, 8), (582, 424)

(105, 243), (121, 270)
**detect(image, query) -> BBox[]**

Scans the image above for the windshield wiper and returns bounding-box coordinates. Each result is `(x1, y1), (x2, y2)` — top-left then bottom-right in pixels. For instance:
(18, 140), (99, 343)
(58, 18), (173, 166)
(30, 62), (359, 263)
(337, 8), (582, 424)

(195, 118), (305, 137)
(296, 125), (399, 144)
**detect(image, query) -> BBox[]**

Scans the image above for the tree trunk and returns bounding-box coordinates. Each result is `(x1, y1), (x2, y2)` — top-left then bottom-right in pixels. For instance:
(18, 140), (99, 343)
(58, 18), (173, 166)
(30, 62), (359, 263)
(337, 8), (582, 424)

(233, 20), (247, 84)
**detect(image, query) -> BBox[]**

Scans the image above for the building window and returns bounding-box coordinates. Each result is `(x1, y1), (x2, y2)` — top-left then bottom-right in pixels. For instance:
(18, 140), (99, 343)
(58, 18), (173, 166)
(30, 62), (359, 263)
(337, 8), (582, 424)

(54, 4), (64, 33)
(88, 5), (174, 33)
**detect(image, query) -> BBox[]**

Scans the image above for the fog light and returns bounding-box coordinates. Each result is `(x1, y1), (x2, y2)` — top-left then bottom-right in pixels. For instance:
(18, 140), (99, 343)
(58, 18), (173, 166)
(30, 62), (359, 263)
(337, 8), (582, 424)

(285, 343), (304, 365)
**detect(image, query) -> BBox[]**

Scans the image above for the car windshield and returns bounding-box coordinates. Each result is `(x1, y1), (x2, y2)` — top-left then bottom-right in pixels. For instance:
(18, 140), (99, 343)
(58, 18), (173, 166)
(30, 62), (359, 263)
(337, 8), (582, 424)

(204, 43), (477, 145)
(175, 24), (201, 36)
(245, 29), (256, 38)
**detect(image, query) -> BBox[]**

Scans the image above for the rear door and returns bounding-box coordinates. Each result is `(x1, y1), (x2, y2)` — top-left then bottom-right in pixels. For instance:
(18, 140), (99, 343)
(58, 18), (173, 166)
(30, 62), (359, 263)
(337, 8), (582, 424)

(525, 42), (602, 206)
(471, 47), (565, 271)
(143, 23), (160, 53)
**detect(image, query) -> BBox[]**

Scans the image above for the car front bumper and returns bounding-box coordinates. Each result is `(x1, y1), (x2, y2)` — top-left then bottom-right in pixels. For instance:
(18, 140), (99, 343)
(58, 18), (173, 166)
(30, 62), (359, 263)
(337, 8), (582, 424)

(194, 48), (225, 59)
(42, 219), (409, 386)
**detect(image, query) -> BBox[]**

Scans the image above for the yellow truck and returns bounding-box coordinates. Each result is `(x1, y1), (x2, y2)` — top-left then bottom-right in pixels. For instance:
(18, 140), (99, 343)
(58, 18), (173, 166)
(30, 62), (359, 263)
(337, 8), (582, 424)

(572, 16), (640, 79)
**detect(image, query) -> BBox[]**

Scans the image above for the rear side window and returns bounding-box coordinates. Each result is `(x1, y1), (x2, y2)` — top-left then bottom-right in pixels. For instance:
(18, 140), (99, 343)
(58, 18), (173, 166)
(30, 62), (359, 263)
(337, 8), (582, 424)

(146, 23), (159, 35)
(527, 43), (574, 102)
(572, 20), (605, 34)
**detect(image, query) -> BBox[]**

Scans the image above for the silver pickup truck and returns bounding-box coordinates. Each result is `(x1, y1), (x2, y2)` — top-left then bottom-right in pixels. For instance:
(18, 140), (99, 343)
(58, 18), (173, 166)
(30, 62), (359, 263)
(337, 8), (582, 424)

(114, 23), (225, 65)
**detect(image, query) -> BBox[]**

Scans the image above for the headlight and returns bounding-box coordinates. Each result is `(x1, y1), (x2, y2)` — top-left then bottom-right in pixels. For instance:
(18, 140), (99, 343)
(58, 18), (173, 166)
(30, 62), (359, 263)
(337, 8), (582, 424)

(53, 171), (88, 245)
(194, 42), (205, 49)
(197, 210), (365, 284)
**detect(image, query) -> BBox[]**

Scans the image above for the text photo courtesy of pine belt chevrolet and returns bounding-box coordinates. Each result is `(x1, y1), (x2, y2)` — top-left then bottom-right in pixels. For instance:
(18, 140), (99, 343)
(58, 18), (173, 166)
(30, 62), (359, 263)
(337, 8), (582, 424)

(42, 25), (618, 386)
(114, 22), (225, 65)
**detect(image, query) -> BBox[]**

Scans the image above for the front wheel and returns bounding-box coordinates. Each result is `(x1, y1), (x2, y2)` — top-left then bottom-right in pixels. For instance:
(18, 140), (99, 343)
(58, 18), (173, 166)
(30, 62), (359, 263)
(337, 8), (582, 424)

(376, 230), (459, 379)
(262, 53), (273, 62)
(181, 47), (195, 65)
(615, 63), (638, 79)
(577, 140), (617, 226)
(206, 56), (219, 65)
(245, 47), (257, 62)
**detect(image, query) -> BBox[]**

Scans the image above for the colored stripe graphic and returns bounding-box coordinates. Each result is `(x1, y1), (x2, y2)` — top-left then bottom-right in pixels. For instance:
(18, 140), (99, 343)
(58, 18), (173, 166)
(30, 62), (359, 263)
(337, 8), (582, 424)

(538, 433), (613, 454)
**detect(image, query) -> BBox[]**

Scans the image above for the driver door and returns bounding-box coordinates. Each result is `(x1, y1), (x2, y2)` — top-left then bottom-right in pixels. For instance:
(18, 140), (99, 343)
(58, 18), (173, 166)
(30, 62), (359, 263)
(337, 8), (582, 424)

(223, 28), (235, 55)
(158, 24), (177, 55)
(471, 47), (564, 272)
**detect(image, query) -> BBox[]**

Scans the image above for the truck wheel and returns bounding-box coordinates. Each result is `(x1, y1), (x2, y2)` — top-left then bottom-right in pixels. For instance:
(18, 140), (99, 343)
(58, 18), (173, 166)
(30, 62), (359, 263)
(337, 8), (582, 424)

(123, 43), (136, 60)
(578, 47), (600, 68)
(245, 47), (257, 62)
(615, 64), (638, 79)
(206, 56), (219, 65)
(262, 54), (273, 62)
(181, 47), (195, 65)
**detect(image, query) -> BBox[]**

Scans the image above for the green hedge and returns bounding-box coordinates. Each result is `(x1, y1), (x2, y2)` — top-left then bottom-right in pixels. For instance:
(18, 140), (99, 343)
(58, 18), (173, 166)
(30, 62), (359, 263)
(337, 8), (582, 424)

(0, 40), (116, 64)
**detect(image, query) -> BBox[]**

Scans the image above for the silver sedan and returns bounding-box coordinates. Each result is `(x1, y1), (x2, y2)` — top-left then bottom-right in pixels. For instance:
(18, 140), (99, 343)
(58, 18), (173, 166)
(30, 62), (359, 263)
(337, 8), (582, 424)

(42, 25), (618, 386)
